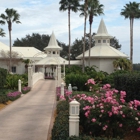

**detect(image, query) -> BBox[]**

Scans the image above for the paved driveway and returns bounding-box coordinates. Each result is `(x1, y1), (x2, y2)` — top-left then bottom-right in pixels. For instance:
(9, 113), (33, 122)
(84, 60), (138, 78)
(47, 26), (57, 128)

(0, 79), (56, 140)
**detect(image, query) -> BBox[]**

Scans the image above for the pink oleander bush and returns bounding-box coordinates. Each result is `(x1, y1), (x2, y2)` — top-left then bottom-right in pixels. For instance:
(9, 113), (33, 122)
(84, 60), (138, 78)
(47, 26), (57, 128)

(57, 79), (140, 139)
(22, 86), (31, 94)
(7, 91), (21, 101)
(71, 78), (140, 139)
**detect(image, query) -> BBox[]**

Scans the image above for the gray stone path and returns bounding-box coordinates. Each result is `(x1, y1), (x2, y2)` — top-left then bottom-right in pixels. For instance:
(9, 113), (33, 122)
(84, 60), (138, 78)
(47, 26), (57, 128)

(0, 79), (56, 140)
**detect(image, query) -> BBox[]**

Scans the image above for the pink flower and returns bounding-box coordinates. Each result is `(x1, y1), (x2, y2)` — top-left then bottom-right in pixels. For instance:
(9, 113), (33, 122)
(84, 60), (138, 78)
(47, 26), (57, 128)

(108, 111), (112, 117)
(137, 127), (140, 132)
(103, 127), (107, 131)
(91, 118), (96, 122)
(120, 98), (125, 103)
(119, 124), (123, 127)
(101, 110), (104, 113)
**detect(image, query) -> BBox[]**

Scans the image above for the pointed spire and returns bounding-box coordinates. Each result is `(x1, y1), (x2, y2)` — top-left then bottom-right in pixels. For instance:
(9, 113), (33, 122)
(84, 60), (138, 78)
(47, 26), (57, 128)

(48, 31), (58, 47)
(94, 19), (112, 38)
(44, 31), (62, 51)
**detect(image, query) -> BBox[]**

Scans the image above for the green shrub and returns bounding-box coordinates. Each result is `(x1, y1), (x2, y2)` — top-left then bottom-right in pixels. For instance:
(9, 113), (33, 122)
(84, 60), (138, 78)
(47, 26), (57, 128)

(51, 110), (69, 140)
(114, 72), (140, 101)
(66, 65), (82, 75)
(67, 135), (93, 140)
(65, 73), (89, 91)
(0, 94), (9, 104)
(51, 100), (69, 140)
(57, 100), (69, 114)
(5, 74), (24, 90)
(0, 68), (7, 88)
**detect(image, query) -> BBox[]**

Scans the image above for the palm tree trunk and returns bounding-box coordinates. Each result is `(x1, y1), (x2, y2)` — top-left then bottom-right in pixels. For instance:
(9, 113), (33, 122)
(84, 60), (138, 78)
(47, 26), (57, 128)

(89, 23), (92, 67)
(68, 8), (71, 67)
(82, 0), (88, 73)
(9, 30), (12, 72)
(130, 18), (133, 70)
(82, 16), (87, 72)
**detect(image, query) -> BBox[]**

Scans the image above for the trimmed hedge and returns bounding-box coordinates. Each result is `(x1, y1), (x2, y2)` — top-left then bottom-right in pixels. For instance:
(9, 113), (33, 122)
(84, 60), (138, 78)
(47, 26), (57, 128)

(0, 68), (7, 88)
(65, 73), (89, 91)
(51, 101), (69, 140)
(0, 94), (8, 104)
(114, 72), (140, 102)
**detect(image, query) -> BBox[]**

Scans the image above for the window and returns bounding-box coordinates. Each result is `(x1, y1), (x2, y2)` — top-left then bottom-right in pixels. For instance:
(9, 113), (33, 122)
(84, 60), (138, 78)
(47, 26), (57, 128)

(53, 51), (55, 54)
(98, 40), (101, 43)
(103, 40), (106, 43)
(11, 66), (16, 73)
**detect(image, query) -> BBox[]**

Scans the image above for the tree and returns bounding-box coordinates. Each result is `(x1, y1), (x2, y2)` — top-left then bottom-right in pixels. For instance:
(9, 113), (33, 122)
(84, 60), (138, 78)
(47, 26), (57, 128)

(110, 37), (121, 50)
(59, 0), (80, 67)
(87, 0), (104, 67)
(0, 8), (21, 72)
(14, 33), (50, 51)
(113, 58), (131, 71)
(0, 28), (5, 37)
(22, 59), (30, 73)
(120, 2), (140, 69)
(71, 36), (95, 60)
(79, 2), (88, 72)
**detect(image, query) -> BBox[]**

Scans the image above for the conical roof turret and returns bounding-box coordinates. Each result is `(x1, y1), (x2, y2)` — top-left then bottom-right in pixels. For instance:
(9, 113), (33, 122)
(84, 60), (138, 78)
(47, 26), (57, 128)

(44, 32), (62, 51)
(94, 19), (112, 39)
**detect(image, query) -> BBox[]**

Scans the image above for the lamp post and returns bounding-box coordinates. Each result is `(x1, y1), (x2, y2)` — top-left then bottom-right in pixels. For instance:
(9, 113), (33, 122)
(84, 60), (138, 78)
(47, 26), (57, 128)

(69, 99), (80, 137)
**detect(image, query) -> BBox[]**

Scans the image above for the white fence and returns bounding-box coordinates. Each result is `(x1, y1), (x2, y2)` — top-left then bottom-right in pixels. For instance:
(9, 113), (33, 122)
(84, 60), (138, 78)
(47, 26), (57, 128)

(32, 72), (44, 86)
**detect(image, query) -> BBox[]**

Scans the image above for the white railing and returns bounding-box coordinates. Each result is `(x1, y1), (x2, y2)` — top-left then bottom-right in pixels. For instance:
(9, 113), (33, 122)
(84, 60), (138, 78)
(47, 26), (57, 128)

(32, 72), (44, 86)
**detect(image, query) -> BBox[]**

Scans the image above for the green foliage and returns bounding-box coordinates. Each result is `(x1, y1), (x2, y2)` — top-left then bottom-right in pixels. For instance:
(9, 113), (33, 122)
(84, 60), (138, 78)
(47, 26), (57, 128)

(56, 100), (69, 114)
(66, 65), (82, 75)
(133, 63), (140, 71)
(0, 94), (8, 104)
(94, 137), (123, 140)
(67, 135), (93, 140)
(114, 72), (140, 101)
(0, 68), (7, 88)
(65, 73), (89, 91)
(51, 101), (69, 140)
(4, 74), (28, 90)
(102, 70), (128, 87)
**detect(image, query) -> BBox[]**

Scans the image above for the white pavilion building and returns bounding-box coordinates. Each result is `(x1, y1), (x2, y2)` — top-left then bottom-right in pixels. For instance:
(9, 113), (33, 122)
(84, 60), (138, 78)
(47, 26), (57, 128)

(76, 19), (128, 73)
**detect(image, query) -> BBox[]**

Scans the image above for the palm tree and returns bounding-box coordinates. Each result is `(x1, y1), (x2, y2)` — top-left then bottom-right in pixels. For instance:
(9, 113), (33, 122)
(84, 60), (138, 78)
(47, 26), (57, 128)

(113, 58), (131, 71)
(22, 59), (30, 73)
(87, 0), (104, 67)
(121, 2), (140, 69)
(0, 8), (21, 72)
(59, 0), (80, 67)
(79, 2), (88, 72)
(0, 28), (5, 37)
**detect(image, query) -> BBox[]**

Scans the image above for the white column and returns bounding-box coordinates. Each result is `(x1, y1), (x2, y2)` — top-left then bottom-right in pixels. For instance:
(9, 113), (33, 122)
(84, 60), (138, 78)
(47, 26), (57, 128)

(57, 65), (61, 87)
(28, 66), (33, 88)
(69, 99), (80, 137)
(18, 79), (21, 92)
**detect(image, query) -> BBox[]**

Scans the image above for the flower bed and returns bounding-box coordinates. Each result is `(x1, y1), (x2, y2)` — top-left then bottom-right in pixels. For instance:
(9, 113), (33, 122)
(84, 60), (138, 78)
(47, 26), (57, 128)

(7, 91), (21, 101)
(22, 86), (31, 94)
(56, 79), (140, 139)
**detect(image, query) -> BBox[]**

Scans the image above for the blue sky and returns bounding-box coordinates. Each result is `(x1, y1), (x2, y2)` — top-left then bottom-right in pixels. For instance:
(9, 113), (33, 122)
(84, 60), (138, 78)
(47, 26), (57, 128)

(0, 0), (140, 63)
